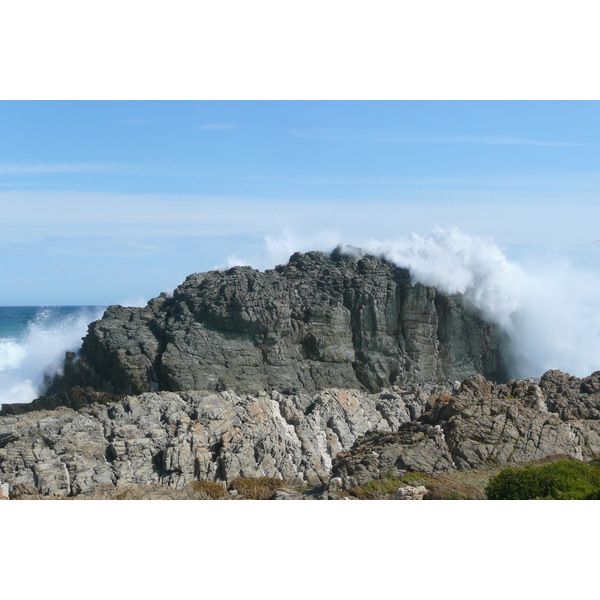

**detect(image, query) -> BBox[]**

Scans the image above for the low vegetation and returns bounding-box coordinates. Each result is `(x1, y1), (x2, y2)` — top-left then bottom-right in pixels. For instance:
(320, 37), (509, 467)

(347, 471), (405, 499)
(347, 468), (503, 500)
(345, 456), (600, 500)
(230, 477), (286, 499)
(485, 458), (600, 499)
(189, 480), (228, 499)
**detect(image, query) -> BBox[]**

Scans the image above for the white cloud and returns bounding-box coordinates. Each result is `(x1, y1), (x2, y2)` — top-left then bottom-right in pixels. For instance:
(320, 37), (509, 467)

(0, 162), (209, 177)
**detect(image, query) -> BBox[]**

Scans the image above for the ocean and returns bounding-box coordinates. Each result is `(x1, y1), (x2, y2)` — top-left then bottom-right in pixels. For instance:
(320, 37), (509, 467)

(0, 306), (106, 407)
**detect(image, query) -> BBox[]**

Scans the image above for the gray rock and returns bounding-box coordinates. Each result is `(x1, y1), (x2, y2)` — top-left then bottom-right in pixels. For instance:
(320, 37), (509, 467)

(32, 251), (505, 410)
(395, 485), (427, 500)
(270, 488), (304, 500)
(330, 424), (456, 488)
(330, 372), (600, 489)
(0, 386), (430, 497)
(540, 369), (600, 420)
(5, 368), (600, 499)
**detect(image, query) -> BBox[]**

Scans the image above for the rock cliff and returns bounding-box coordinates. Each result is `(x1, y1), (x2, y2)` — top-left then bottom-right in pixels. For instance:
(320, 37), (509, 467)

(38, 249), (506, 404)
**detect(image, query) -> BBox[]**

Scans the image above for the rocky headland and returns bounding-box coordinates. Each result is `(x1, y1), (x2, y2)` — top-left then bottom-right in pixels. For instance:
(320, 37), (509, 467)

(37, 249), (507, 400)
(1, 250), (599, 499)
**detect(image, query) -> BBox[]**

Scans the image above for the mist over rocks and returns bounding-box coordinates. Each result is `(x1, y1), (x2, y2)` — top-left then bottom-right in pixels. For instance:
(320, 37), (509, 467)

(40, 249), (507, 403)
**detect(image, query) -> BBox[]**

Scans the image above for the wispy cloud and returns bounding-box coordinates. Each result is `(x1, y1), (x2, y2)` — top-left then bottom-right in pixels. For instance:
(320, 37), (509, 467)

(198, 124), (235, 131)
(2, 190), (600, 250)
(286, 129), (582, 147)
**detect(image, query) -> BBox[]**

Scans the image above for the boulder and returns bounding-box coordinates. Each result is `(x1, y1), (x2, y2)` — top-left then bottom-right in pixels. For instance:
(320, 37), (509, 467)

(395, 485), (427, 500)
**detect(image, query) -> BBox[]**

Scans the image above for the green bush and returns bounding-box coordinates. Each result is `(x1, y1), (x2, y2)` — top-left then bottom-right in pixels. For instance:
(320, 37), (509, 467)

(485, 459), (600, 500)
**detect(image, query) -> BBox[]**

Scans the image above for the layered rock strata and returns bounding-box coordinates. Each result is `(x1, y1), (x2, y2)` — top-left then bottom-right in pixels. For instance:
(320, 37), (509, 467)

(37, 250), (506, 404)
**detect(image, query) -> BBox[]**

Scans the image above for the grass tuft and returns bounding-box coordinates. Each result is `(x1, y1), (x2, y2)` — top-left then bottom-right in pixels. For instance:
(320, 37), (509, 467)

(230, 477), (286, 499)
(189, 480), (228, 499)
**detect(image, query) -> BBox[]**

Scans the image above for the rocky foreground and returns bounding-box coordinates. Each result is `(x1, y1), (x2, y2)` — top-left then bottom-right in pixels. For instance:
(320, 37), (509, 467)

(2, 369), (600, 499)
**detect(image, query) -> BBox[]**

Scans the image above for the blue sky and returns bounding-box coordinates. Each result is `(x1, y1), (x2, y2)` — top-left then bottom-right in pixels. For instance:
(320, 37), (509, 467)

(2, 100), (600, 305)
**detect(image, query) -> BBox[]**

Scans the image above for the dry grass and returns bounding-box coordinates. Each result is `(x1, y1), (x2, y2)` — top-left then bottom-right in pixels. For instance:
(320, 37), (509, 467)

(412, 469), (505, 500)
(189, 480), (228, 499)
(347, 466), (505, 500)
(230, 477), (286, 499)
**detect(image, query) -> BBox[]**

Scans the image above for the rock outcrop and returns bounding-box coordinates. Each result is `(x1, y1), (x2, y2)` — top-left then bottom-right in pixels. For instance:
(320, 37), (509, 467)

(2, 370), (600, 498)
(0, 385), (436, 497)
(329, 371), (600, 489)
(36, 250), (506, 405)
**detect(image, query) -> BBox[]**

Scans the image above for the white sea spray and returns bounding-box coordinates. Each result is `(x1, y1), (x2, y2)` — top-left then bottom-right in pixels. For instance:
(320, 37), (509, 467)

(260, 228), (600, 379)
(0, 307), (105, 405)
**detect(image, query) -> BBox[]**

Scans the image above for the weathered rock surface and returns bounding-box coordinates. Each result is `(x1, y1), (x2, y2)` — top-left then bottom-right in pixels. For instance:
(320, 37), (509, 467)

(396, 485), (428, 500)
(540, 369), (600, 420)
(32, 250), (505, 408)
(0, 385), (435, 497)
(2, 370), (600, 498)
(0, 386), (124, 416)
(329, 371), (600, 489)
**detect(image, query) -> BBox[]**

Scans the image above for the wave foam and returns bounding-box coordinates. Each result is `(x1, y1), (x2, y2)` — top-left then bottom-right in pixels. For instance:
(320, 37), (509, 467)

(0, 307), (105, 406)
(264, 228), (600, 379)
(365, 229), (600, 378)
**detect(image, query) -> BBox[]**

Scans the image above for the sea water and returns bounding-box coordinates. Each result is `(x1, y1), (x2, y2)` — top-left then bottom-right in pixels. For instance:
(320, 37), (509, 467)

(0, 306), (106, 408)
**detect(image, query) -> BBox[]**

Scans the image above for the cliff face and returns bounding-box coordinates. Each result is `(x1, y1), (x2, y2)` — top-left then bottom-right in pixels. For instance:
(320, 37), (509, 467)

(43, 250), (506, 399)
(4, 250), (600, 500)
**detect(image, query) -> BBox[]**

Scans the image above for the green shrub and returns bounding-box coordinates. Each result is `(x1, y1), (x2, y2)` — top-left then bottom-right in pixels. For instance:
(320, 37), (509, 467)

(230, 477), (286, 499)
(485, 459), (600, 500)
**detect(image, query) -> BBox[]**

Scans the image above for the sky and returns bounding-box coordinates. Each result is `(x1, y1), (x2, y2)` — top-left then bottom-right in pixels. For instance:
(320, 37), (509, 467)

(2, 100), (600, 305)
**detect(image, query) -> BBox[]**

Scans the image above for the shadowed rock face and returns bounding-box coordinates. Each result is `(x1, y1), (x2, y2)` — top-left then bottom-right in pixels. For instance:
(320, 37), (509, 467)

(38, 250), (506, 403)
